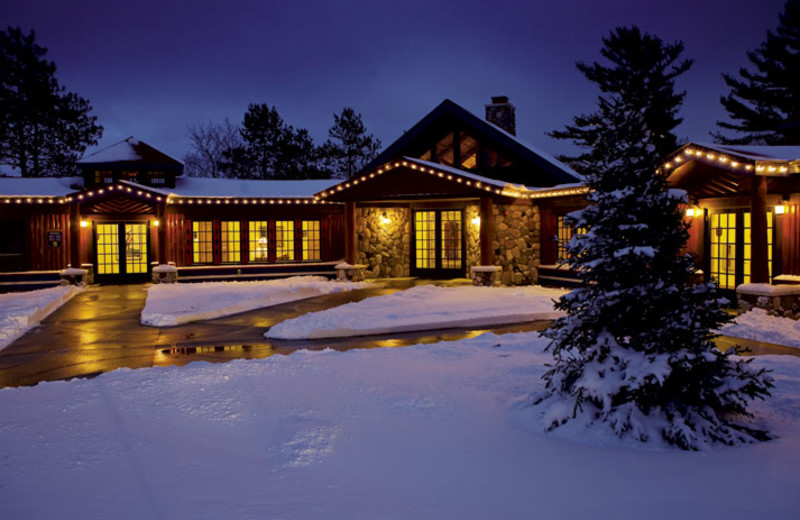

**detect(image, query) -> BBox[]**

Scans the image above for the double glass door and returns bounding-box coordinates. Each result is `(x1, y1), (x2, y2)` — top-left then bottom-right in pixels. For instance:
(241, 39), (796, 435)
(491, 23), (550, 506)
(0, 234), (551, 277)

(95, 222), (149, 279)
(412, 209), (464, 278)
(709, 210), (773, 290)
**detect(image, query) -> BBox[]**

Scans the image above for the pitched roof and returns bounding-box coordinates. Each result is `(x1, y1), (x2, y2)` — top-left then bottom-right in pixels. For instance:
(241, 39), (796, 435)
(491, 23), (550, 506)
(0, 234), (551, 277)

(80, 137), (183, 168)
(362, 99), (581, 186)
(170, 177), (338, 198)
(0, 176), (83, 197)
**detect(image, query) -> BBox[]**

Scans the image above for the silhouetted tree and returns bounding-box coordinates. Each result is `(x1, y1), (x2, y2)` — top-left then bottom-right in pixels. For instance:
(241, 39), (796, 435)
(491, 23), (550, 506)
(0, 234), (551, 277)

(715, 0), (800, 145)
(0, 27), (102, 177)
(183, 118), (241, 178)
(549, 26), (692, 176)
(320, 107), (381, 179)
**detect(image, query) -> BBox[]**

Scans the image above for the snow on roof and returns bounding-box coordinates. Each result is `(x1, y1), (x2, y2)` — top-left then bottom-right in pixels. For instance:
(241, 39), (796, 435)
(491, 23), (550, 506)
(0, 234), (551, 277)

(691, 142), (800, 163)
(404, 158), (514, 189)
(0, 176), (83, 196)
(170, 177), (339, 198)
(81, 137), (183, 166)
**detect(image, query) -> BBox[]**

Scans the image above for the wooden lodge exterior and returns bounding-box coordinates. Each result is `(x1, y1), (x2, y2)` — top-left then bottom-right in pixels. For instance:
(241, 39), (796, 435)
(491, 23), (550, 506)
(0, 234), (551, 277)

(2, 99), (798, 297)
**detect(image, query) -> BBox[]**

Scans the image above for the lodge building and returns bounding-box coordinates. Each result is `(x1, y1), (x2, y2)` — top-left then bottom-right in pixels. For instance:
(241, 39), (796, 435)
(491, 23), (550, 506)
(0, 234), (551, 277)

(1, 98), (799, 300)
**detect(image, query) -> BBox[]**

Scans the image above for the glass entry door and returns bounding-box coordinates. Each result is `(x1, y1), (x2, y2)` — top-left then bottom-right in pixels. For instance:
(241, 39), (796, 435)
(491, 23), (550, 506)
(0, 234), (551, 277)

(95, 222), (149, 280)
(412, 209), (464, 278)
(709, 210), (773, 290)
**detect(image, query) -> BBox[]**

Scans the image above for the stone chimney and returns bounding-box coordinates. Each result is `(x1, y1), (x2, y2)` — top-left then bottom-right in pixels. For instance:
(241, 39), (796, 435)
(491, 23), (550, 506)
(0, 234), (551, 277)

(485, 96), (516, 135)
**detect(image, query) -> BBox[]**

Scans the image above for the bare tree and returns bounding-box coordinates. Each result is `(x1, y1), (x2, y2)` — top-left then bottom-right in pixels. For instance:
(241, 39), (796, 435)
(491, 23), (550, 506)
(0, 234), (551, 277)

(183, 118), (241, 177)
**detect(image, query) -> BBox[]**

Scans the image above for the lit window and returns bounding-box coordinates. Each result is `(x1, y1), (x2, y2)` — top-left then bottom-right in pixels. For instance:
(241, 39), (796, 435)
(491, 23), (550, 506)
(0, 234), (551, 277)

(275, 221), (294, 261)
(302, 220), (320, 261)
(459, 133), (478, 169)
(415, 211), (435, 269)
(556, 216), (586, 262)
(192, 221), (213, 264)
(220, 221), (241, 263)
(435, 133), (455, 166)
(440, 211), (462, 269)
(122, 171), (138, 183)
(249, 221), (269, 263)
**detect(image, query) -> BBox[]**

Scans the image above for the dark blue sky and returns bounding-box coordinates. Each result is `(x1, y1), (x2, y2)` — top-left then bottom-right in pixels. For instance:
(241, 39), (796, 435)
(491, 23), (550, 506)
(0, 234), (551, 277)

(4, 0), (786, 162)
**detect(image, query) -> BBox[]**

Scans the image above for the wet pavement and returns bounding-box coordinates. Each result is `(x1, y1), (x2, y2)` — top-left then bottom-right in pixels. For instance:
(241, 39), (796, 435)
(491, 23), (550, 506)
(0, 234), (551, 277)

(0, 283), (797, 389)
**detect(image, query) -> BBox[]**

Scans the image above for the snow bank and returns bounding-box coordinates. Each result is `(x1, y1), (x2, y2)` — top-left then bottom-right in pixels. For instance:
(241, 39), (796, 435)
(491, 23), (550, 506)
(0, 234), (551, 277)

(266, 284), (568, 339)
(0, 332), (798, 519)
(141, 276), (370, 326)
(0, 286), (80, 351)
(720, 308), (800, 349)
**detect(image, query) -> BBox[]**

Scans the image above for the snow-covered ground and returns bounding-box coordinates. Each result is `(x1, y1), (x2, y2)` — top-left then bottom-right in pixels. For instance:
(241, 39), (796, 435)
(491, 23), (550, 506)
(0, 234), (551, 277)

(0, 285), (80, 351)
(141, 276), (371, 326)
(1, 332), (798, 519)
(720, 309), (800, 349)
(266, 284), (568, 339)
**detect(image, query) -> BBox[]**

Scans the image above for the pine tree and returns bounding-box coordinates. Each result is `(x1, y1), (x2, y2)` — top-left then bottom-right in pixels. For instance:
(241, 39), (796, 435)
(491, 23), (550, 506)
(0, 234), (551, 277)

(549, 26), (692, 176)
(715, 0), (800, 145)
(320, 107), (381, 179)
(539, 28), (773, 450)
(0, 27), (102, 176)
(219, 103), (325, 179)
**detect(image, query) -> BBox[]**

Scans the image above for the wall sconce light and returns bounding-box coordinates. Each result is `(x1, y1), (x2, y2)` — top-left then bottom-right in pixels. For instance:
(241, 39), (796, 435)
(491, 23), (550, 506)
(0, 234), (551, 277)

(685, 207), (698, 218)
(153, 219), (160, 227)
(380, 212), (390, 225)
(471, 216), (481, 226)
(775, 202), (787, 215)
(79, 220), (89, 228)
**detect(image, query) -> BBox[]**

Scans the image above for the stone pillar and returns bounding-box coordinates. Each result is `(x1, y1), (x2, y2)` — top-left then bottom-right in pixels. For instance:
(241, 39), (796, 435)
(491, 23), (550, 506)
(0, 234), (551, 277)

(157, 202), (168, 265)
(69, 201), (81, 269)
(751, 175), (769, 284)
(345, 201), (357, 264)
(479, 196), (495, 265)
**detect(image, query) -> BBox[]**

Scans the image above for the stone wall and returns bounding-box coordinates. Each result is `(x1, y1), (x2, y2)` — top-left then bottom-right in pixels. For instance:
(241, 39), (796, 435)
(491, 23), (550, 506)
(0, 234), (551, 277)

(465, 204), (480, 270)
(356, 207), (410, 278)
(492, 202), (539, 286)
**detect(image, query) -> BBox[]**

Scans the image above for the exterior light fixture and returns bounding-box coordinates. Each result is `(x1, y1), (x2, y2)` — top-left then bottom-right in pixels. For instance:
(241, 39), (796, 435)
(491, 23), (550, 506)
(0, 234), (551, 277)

(471, 216), (481, 226)
(80, 220), (89, 228)
(775, 202), (787, 215)
(685, 207), (697, 218)
(153, 219), (160, 227)
(380, 212), (391, 225)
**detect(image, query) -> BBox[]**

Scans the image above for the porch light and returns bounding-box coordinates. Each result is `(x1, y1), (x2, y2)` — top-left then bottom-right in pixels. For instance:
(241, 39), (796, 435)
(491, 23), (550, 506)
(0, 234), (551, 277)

(153, 219), (160, 227)
(775, 203), (787, 215)
(380, 212), (391, 225)
(471, 216), (481, 226)
(80, 220), (89, 228)
(685, 207), (698, 218)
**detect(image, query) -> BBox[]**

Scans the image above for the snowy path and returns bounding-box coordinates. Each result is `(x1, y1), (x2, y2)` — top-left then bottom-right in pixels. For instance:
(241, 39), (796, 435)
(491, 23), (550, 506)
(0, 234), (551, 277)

(265, 284), (568, 339)
(140, 276), (371, 326)
(0, 332), (798, 519)
(0, 285), (80, 351)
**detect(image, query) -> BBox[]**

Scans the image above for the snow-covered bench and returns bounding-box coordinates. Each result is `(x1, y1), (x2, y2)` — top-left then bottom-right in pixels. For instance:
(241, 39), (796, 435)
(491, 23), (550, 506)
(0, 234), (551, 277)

(335, 262), (368, 282)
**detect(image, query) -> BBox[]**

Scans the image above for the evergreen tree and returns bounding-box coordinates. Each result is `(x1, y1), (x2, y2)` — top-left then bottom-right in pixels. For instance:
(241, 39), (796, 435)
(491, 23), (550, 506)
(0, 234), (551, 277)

(549, 26), (692, 176)
(715, 0), (800, 145)
(539, 31), (773, 450)
(0, 27), (102, 176)
(220, 103), (324, 179)
(320, 107), (381, 179)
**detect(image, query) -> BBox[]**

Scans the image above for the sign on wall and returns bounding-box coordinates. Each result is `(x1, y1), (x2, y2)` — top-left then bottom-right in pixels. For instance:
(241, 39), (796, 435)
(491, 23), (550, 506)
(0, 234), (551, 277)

(47, 230), (63, 248)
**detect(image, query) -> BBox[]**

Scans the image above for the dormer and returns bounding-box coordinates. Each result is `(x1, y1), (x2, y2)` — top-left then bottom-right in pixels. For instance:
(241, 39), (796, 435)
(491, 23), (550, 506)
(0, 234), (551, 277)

(78, 137), (183, 189)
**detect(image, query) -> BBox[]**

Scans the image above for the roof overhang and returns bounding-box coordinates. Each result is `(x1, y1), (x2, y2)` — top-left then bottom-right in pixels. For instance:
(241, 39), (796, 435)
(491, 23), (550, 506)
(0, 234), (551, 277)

(315, 157), (588, 203)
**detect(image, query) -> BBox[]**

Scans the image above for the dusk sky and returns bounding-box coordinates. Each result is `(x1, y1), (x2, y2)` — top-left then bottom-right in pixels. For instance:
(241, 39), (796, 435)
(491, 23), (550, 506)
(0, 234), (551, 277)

(3, 0), (786, 163)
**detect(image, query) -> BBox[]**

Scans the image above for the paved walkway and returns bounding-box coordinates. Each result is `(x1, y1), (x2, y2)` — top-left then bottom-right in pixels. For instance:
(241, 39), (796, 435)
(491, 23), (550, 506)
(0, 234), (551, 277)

(1, 283), (797, 388)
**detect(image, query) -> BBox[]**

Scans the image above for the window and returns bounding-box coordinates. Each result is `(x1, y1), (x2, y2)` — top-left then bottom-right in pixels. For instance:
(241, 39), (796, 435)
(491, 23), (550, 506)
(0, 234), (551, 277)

(742, 211), (773, 284)
(440, 211), (462, 269)
(192, 221), (213, 264)
(249, 221), (269, 262)
(484, 147), (511, 168)
(148, 171), (165, 185)
(275, 221), (294, 261)
(434, 133), (455, 166)
(415, 211), (436, 269)
(96, 223), (120, 275)
(122, 170), (138, 183)
(459, 133), (478, 169)
(220, 221), (241, 263)
(94, 170), (113, 184)
(556, 216), (572, 262)
(302, 220), (321, 261)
